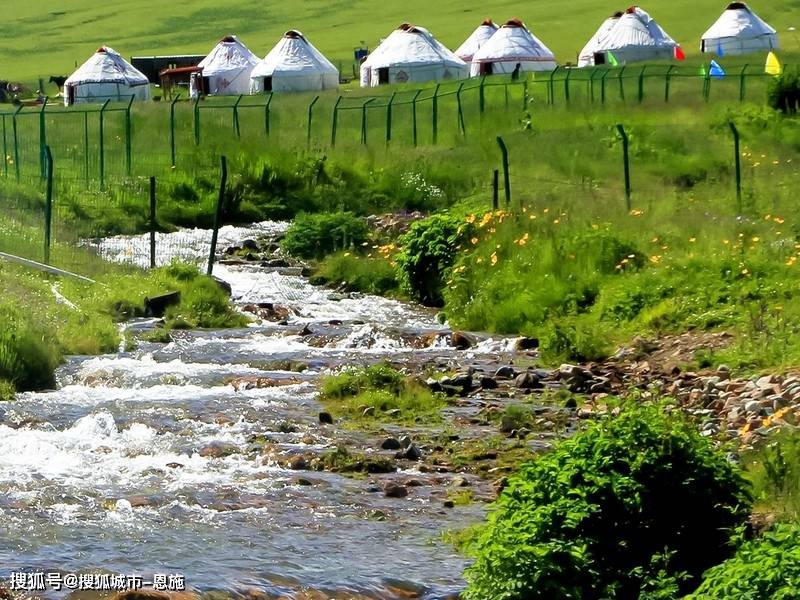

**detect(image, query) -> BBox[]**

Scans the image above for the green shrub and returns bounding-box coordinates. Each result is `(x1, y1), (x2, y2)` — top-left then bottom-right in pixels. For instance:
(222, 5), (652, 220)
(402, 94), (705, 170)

(744, 431), (800, 520)
(539, 316), (613, 363)
(312, 252), (400, 296)
(282, 212), (369, 259)
(464, 405), (751, 600)
(321, 363), (405, 399)
(768, 67), (800, 114)
(687, 524), (800, 599)
(396, 214), (471, 307)
(0, 379), (15, 401)
(0, 307), (60, 392)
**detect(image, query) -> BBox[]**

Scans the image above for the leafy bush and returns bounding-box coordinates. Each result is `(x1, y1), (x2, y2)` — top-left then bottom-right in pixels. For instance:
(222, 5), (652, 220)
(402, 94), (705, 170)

(539, 316), (613, 363)
(282, 212), (368, 259)
(464, 406), (751, 600)
(320, 363), (444, 424)
(0, 306), (60, 393)
(768, 67), (800, 114)
(687, 524), (800, 599)
(396, 214), (471, 307)
(744, 431), (800, 520)
(312, 252), (401, 296)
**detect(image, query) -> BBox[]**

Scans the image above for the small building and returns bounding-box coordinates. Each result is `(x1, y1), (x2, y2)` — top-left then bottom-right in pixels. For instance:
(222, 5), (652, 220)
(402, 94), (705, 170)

(581, 6), (680, 66)
(191, 35), (259, 97)
(159, 66), (202, 100)
(455, 20), (499, 63)
(131, 55), (206, 84)
(250, 30), (339, 93)
(63, 47), (150, 106)
(360, 23), (468, 87)
(701, 2), (778, 55)
(578, 12), (623, 67)
(470, 19), (557, 76)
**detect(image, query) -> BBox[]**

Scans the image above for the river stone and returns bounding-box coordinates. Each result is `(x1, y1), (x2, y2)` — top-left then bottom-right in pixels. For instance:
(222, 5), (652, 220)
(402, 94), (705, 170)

(514, 371), (540, 389)
(451, 476), (470, 488)
(381, 437), (402, 450)
(494, 365), (517, 379)
(383, 482), (408, 498)
(362, 406), (376, 417)
(515, 337), (539, 351)
(287, 455), (308, 470)
(318, 411), (334, 424)
(480, 376), (498, 389)
(166, 462), (184, 469)
(451, 331), (476, 350)
(403, 444), (422, 461)
(198, 442), (239, 458)
(399, 435), (413, 448)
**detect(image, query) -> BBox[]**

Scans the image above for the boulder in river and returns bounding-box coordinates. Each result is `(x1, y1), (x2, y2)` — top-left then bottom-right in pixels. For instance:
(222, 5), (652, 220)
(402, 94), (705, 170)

(144, 291), (181, 317)
(381, 437), (403, 450)
(198, 442), (239, 458)
(495, 365), (517, 379)
(516, 337), (539, 351)
(383, 482), (409, 498)
(514, 370), (541, 389)
(451, 331), (476, 350)
(318, 411), (334, 424)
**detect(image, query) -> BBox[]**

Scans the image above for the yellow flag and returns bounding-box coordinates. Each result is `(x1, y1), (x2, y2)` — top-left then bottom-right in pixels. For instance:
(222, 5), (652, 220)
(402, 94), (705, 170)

(765, 52), (782, 76)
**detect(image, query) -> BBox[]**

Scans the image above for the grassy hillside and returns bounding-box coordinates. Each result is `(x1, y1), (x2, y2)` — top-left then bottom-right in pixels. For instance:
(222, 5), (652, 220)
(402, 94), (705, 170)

(2, 0), (798, 84)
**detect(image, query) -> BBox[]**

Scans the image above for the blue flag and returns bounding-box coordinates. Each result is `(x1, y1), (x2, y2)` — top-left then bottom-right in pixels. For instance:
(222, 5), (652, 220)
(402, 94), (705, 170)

(709, 60), (726, 79)
(716, 41), (725, 57)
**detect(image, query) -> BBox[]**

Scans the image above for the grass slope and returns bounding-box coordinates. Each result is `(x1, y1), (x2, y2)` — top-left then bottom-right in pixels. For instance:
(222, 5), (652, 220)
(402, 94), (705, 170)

(2, 0), (799, 84)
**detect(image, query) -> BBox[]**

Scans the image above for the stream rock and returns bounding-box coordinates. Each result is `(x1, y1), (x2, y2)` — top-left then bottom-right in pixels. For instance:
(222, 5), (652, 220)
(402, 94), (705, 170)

(198, 442), (239, 458)
(383, 482), (409, 498)
(451, 331), (476, 350)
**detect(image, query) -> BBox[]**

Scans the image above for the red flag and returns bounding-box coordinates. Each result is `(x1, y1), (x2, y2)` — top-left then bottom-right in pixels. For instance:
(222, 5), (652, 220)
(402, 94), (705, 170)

(674, 46), (686, 61)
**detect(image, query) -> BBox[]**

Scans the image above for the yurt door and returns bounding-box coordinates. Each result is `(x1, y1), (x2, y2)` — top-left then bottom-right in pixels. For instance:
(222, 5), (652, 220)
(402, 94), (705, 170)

(378, 68), (390, 84)
(480, 63), (493, 76)
(67, 85), (76, 106)
(263, 77), (273, 92)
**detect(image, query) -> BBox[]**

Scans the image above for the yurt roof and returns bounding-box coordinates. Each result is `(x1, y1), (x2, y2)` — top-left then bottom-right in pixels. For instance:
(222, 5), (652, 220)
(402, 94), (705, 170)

(252, 30), (338, 77)
(702, 2), (776, 40)
(472, 19), (556, 63)
(455, 20), (499, 61)
(362, 24), (466, 69)
(599, 6), (678, 50)
(199, 35), (259, 76)
(65, 47), (149, 86)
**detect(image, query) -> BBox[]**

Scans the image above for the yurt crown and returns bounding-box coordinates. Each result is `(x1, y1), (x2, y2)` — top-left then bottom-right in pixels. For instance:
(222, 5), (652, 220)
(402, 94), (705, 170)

(480, 19), (495, 26)
(612, 11), (624, 18)
(503, 18), (525, 28)
(625, 6), (639, 14)
(726, 2), (748, 9)
(96, 47), (107, 53)
(221, 35), (237, 43)
(284, 30), (305, 39)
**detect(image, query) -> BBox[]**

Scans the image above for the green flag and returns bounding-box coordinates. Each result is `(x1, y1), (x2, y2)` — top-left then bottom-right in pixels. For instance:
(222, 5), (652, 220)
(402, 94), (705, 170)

(699, 64), (707, 77)
(607, 51), (619, 67)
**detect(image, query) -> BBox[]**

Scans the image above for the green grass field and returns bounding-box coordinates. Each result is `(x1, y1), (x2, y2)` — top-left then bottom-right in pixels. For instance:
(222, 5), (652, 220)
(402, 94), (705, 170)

(2, 0), (799, 84)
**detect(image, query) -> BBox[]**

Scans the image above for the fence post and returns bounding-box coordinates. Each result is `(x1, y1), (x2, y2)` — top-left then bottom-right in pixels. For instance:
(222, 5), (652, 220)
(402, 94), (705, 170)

(331, 96), (342, 146)
(479, 76), (486, 113)
(411, 89), (421, 146)
(125, 95), (134, 175)
(38, 98), (48, 180)
(589, 68), (598, 103)
(492, 169), (499, 210)
(233, 94), (243, 138)
(496, 136), (511, 207)
(616, 124), (631, 210)
(385, 92), (396, 144)
(99, 99), (110, 190)
(456, 82), (466, 136)
(504, 82), (509, 108)
(548, 66), (559, 105)
(564, 68), (572, 104)
(43, 145), (53, 265)
(522, 77), (529, 109)
(361, 98), (375, 145)
(601, 69), (610, 104)
(12, 105), (22, 182)
(170, 93), (181, 167)
(83, 111), (89, 186)
(2, 114), (8, 178)
(729, 122), (742, 212)
(637, 66), (646, 103)
(618, 66), (626, 101)
(739, 65), (749, 102)
(149, 176), (157, 268)
(264, 92), (273, 137)
(432, 84), (440, 144)
(307, 95), (320, 148)
(207, 156), (227, 276)
(664, 65), (675, 102)
(193, 95), (201, 145)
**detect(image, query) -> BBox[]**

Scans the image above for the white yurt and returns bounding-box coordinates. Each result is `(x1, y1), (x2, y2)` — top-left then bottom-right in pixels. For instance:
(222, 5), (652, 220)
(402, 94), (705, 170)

(578, 12), (623, 67)
(586, 6), (679, 65)
(63, 47), (150, 106)
(470, 19), (557, 76)
(192, 35), (259, 96)
(455, 20), (499, 62)
(250, 30), (339, 93)
(701, 2), (778, 55)
(360, 23), (468, 87)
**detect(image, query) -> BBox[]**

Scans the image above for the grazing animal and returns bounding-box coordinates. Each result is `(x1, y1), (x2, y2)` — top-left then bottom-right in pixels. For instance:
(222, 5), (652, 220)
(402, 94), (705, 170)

(49, 75), (68, 88)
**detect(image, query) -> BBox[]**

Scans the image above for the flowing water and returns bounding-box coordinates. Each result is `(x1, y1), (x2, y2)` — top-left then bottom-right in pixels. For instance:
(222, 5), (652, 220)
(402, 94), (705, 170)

(0, 223), (522, 599)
